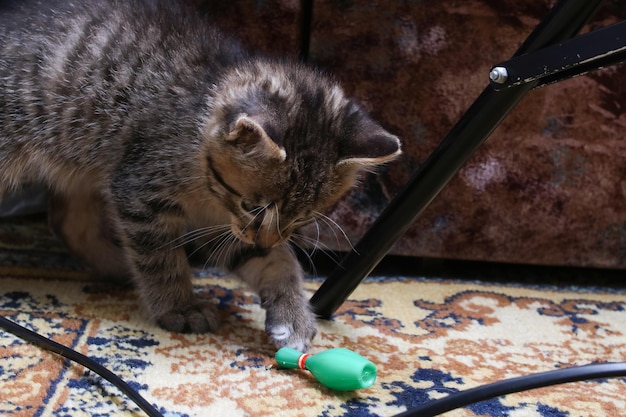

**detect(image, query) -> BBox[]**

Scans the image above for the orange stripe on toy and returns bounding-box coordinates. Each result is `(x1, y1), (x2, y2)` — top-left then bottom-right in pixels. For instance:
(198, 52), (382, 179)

(297, 353), (310, 369)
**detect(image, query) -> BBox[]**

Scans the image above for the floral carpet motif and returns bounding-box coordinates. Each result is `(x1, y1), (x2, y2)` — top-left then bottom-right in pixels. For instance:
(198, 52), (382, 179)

(2, 275), (626, 416)
(1, 218), (626, 416)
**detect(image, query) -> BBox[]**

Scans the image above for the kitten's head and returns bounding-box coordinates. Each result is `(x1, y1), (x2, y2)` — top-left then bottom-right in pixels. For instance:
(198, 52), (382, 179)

(202, 60), (401, 248)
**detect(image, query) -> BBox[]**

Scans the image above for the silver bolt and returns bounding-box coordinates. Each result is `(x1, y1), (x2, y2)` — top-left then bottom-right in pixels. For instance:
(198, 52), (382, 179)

(489, 66), (508, 84)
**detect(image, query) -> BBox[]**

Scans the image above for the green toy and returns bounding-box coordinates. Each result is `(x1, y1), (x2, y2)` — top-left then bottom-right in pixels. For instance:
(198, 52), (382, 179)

(275, 347), (377, 391)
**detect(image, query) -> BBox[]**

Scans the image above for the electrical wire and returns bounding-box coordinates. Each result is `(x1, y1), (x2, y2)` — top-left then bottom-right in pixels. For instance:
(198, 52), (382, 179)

(0, 315), (164, 417)
(3, 313), (626, 417)
(394, 362), (626, 417)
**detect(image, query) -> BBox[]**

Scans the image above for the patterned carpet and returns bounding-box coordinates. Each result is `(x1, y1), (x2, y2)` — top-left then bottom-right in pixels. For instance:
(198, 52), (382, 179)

(1, 216), (626, 416)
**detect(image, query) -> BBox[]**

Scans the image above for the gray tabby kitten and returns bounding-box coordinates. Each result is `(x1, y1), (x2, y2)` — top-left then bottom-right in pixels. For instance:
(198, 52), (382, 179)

(0, 0), (401, 351)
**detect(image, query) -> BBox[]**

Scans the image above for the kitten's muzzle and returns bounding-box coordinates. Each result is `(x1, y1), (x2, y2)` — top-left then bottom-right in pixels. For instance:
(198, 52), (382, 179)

(231, 223), (286, 248)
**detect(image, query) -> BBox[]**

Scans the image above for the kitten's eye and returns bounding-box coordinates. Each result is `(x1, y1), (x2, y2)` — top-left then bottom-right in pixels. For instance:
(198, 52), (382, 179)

(240, 200), (264, 214)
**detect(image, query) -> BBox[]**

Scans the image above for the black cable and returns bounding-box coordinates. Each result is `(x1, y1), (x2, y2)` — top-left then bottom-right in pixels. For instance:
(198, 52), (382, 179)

(394, 362), (626, 417)
(0, 315), (164, 417)
(3, 313), (626, 417)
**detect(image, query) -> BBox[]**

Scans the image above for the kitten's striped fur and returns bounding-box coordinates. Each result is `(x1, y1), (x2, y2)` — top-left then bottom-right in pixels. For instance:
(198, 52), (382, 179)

(0, 0), (401, 351)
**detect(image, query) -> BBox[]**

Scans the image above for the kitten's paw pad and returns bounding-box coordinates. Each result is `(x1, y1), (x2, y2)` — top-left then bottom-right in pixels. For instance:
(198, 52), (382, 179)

(268, 325), (292, 341)
(267, 324), (316, 352)
(266, 311), (317, 352)
(157, 302), (219, 334)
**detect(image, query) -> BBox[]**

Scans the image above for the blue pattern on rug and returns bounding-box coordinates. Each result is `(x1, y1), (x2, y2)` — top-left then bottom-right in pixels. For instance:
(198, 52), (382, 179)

(2, 273), (626, 416)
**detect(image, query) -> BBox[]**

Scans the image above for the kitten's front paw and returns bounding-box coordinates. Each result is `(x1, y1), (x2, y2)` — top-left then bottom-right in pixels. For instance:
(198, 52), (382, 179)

(157, 301), (219, 334)
(265, 306), (317, 352)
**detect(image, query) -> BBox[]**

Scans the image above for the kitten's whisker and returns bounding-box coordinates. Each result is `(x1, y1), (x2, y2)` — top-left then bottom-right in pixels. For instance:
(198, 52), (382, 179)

(292, 219), (322, 257)
(311, 218), (321, 256)
(273, 202), (284, 240)
(202, 234), (227, 270)
(160, 224), (230, 250)
(288, 238), (318, 277)
(161, 229), (212, 250)
(288, 231), (345, 276)
(262, 207), (273, 243)
(313, 211), (357, 254)
(291, 232), (336, 257)
(225, 235), (240, 268)
(185, 228), (232, 260)
(206, 230), (238, 269)
(215, 234), (235, 267)
(183, 225), (230, 243)
(219, 234), (239, 269)
(240, 202), (272, 244)
(240, 201), (270, 233)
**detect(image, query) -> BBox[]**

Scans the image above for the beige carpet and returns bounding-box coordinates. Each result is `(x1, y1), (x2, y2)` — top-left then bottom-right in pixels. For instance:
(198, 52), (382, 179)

(1, 217), (626, 416)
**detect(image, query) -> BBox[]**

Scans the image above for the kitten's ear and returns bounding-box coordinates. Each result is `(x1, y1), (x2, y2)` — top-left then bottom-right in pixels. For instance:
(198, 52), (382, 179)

(227, 116), (286, 162)
(337, 122), (402, 168)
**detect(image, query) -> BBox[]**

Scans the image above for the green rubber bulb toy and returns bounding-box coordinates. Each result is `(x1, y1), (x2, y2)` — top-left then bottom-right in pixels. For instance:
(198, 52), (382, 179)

(275, 347), (377, 391)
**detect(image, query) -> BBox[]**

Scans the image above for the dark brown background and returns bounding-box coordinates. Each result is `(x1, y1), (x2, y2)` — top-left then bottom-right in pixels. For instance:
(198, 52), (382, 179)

(168, 1), (626, 269)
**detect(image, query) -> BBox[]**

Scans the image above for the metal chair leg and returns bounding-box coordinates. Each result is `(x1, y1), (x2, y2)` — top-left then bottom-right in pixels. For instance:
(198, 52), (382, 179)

(310, 0), (606, 319)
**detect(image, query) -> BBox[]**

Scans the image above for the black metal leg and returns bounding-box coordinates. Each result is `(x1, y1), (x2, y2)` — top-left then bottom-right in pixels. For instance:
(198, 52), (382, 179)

(310, 0), (606, 319)
(298, 0), (313, 62)
(491, 20), (626, 90)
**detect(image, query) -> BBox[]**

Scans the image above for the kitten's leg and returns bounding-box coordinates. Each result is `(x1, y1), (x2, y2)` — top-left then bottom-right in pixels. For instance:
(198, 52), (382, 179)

(114, 199), (219, 334)
(232, 245), (317, 351)
(48, 191), (132, 282)
(129, 242), (219, 333)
